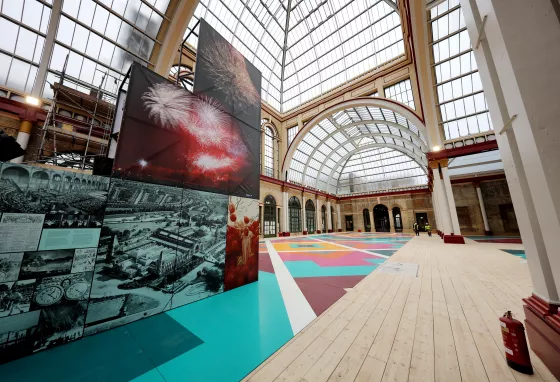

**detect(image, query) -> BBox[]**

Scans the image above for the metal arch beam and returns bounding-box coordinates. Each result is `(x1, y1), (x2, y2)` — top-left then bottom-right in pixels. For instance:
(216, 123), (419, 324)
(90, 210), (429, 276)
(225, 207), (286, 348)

(301, 131), (426, 188)
(325, 144), (427, 194)
(381, 0), (398, 11)
(282, 98), (429, 175)
(153, 0), (200, 76)
(340, 120), (427, 147)
(299, 119), (428, 182)
(310, 134), (427, 189)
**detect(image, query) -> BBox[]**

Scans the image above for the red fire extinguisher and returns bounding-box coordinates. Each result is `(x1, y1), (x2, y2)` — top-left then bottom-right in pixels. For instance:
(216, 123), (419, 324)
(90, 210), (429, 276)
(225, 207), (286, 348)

(500, 311), (533, 374)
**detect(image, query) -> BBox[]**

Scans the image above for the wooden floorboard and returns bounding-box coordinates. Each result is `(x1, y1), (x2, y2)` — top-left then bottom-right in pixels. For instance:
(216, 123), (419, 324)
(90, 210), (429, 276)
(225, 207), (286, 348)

(244, 235), (557, 382)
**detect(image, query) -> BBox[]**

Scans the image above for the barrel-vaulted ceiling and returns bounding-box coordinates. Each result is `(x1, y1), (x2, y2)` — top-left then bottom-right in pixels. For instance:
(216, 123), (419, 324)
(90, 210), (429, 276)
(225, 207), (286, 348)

(285, 100), (429, 196)
(183, 0), (404, 112)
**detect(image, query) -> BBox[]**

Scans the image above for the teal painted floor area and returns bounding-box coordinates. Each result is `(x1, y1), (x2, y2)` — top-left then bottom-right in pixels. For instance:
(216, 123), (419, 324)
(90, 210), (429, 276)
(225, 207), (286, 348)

(159, 271), (293, 382)
(501, 249), (527, 259)
(283, 260), (380, 278)
(0, 271), (292, 382)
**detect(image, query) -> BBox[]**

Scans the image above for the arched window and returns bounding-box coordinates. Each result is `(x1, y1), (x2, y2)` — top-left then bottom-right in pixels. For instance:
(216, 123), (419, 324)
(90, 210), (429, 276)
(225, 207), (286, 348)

(363, 209), (371, 232)
(373, 204), (390, 232)
(288, 196), (301, 233)
(305, 199), (316, 233)
(264, 195), (277, 237)
(321, 205), (327, 233)
(264, 127), (274, 177)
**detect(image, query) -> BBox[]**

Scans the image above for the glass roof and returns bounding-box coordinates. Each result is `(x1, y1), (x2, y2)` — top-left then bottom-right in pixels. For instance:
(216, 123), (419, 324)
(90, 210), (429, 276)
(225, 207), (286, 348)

(288, 105), (428, 195)
(429, 0), (493, 140)
(0, 0), (171, 101)
(184, 0), (405, 112)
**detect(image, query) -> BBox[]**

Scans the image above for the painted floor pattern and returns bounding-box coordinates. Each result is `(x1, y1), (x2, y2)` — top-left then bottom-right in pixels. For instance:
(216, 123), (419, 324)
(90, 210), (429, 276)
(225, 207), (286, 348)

(0, 233), (412, 382)
(467, 235), (522, 244)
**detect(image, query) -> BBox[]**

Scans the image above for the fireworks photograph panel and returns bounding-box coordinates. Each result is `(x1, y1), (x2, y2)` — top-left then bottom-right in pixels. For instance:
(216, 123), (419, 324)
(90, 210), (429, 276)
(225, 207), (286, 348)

(113, 63), (260, 198)
(194, 18), (262, 131)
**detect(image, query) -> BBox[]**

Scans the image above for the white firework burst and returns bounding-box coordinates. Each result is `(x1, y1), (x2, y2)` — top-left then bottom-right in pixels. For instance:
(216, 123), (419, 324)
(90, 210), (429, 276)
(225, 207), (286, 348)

(137, 159), (148, 168)
(142, 83), (193, 130)
(194, 154), (235, 172)
(193, 96), (227, 130)
(184, 96), (229, 148)
(201, 37), (260, 111)
(228, 139), (248, 157)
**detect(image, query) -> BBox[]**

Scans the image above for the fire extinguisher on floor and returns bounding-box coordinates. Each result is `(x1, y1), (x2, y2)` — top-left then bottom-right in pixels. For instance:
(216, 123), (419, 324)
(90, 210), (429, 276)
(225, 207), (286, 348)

(500, 311), (533, 374)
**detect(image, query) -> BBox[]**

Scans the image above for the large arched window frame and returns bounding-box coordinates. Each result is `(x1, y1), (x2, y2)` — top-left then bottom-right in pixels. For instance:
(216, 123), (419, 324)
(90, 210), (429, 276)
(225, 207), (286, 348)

(305, 199), (316, 233)
(288, 196), (301, 233)
(261, 121), (280, 179)
(283, 99), (429, 197)
(263, 195), (277, 237)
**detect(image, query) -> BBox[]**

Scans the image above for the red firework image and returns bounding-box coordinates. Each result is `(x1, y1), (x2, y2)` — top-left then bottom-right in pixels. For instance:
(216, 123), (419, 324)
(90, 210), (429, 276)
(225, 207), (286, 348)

(224, 196), (259, 291)
(113, 65), (260, 198)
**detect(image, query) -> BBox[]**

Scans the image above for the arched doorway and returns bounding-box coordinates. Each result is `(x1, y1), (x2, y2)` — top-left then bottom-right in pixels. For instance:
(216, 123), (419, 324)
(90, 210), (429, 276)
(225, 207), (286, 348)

(263, 195), (276, 237)
(373, 204), (390, 232)
(393, 207), (403, 232)
(305, 199), (316, 233)
(321, 205), (326, 233)
(288, 196), (301, 233)
(363, 209), (371, 232)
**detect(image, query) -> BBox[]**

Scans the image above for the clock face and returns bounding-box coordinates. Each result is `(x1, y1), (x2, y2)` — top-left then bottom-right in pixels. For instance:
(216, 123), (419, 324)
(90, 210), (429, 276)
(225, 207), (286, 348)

(65, 282), (89, 300)
(35, 285), (64, 306)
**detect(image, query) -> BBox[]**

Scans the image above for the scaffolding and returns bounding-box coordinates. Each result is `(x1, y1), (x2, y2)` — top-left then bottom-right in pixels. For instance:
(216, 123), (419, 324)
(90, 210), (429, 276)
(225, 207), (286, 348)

(34, 57), (118, 171)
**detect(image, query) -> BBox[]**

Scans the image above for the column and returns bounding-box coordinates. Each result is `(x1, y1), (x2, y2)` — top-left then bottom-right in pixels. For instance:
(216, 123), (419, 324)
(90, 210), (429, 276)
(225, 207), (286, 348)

(315, 198), (321, 234)
(475, 184), (492, 235)
(336, 204), (342, 231)
(460, 0), (560, 374)
(326, 200), (333, 232)
(431, 166), (454, 237)
(441, 165), (461, 236)
(431, 190), (442, 235)
(461, 0), (560, 306)
(302, 195), (307, 234)
(388, 208), (395, 233)
(282, 191), (289, 236)
(10, 120), (33, 164)
(368, 209), (374, 232)
(277, 206), (281, 235)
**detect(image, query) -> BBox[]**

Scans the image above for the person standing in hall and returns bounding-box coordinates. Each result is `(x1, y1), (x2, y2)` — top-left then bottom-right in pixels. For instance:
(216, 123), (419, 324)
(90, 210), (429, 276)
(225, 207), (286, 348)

(425, 223), (432, 237)
(413, 222), (419, 236)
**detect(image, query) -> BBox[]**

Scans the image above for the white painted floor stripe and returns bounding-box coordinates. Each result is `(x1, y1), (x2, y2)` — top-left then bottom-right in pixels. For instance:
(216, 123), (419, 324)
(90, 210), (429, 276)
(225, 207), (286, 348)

(265, 239), (317, 335)
(309, 237), (391, 259)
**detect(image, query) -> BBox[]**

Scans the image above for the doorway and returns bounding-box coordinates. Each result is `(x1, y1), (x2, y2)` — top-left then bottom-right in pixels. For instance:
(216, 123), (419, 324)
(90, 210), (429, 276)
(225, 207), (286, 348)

(345, 215), (354, 231)
(392, 207), (403, 232)
(499, 204), (519, 233)
(415, 212), (428, 231)
(373, 204), (390, 232)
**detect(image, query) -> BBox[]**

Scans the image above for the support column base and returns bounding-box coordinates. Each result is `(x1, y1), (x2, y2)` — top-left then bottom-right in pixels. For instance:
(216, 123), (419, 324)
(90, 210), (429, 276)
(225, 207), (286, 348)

(523, 294), (560, 381)
(338, 229), (342, 232)
(328, 229), (333, 233)
(302, 231), (307, 235)
(282, 232), (291, 237)
(484, 230), (493, 236)
(443, 234), (465, 244)
(316, 230), (321, 234)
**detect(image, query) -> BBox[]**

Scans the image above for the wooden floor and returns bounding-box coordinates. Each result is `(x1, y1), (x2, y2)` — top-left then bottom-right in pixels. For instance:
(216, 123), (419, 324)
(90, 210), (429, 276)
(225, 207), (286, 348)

(243, 235), (558, 382)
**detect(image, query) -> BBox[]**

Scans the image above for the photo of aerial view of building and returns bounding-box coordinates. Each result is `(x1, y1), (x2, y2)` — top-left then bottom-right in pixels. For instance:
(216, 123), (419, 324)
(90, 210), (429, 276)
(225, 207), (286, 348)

(0, 163), (110, 229)
(85, 178), (228, 334)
